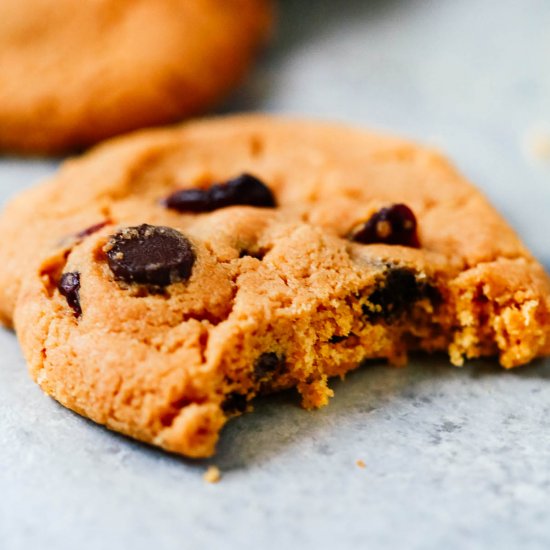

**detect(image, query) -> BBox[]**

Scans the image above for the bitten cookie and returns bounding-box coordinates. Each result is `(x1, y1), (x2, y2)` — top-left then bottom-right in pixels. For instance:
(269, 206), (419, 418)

(0, 0), (272, 154)
(6, 115), (550, 458)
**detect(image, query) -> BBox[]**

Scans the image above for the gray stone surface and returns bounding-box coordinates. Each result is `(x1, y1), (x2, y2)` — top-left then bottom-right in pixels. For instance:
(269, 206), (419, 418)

(1, 0), (550, 548)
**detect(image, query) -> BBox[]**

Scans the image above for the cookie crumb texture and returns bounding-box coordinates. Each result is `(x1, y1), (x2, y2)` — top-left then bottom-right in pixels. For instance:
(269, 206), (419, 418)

(8, 116), (550, 458)
(204, 466), (221, 483)
(0, 0), (273, 154)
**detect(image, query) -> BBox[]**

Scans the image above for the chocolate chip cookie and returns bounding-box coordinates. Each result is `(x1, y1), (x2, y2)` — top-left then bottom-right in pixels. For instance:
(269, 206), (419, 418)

(0, 0), (272, 154)
(6, 115), (550, 457)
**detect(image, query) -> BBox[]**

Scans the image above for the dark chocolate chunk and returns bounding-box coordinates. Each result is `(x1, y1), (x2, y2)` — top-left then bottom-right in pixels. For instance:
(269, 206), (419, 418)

(221, 392), (248, 414)
(58, 272), (82, 317)
(163, 173), (276, 213)
(363, 267), (438, 321)
(105, 224), (195, 287)
(351, 204), (420, 248)
(366, 268), (419, 319)
(254, 352), (285, 380)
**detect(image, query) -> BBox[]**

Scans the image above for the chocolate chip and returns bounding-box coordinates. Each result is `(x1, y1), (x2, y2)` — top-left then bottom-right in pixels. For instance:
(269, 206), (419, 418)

(163, 173), (276, 213)
(254, 352), (285, 380)
(363, 267), (438, 321)
(366, 268), (419, 319)
(221, 392), (248, 414)
(58, 272), (82, 317)
(351, 204), (420, 247)
(329, 334), (349, 344)
(105, 224), (195, 287)
(421, 281), (443, 307)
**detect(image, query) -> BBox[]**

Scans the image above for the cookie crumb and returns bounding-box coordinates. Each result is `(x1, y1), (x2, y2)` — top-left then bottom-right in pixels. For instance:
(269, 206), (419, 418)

(356, 459), (366, 469)
(204, 466), (221, 484)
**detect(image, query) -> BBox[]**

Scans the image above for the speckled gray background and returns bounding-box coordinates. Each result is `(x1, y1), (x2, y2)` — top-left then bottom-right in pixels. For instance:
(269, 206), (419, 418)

(1, 1), (550, 549)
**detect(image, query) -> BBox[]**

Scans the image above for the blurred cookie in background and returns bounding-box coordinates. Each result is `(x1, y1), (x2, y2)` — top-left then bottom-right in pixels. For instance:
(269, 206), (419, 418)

(0, 0), (273, 155)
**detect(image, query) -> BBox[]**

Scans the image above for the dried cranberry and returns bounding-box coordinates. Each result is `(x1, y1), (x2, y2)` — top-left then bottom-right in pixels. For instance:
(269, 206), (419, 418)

(58, 272), (82, 317)
(163, 173), (276, 213)
(351, 204), (420, 247)
(75, 220), (110, 239)
(163, 188), (211, 213)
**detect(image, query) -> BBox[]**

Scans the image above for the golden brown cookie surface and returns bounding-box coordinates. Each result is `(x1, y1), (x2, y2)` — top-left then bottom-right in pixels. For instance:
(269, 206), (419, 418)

(6, 115), (550, 457)
(0, 0), (272, 154)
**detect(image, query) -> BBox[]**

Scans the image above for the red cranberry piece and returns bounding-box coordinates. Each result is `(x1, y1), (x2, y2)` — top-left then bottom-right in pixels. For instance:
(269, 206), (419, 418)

(75, 220), (110, 239)
(58, 272), (82, 317)
(163, 173), (276, 213)
(351, 204), (420, 248)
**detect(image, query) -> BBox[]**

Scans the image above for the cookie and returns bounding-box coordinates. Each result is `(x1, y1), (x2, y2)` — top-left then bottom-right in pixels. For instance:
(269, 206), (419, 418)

(0, 0), (272, 154)
(6, 115), (550, 458)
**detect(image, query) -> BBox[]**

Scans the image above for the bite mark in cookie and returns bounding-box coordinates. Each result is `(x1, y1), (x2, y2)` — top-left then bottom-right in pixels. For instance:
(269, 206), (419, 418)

(7, 116), (550, 459)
